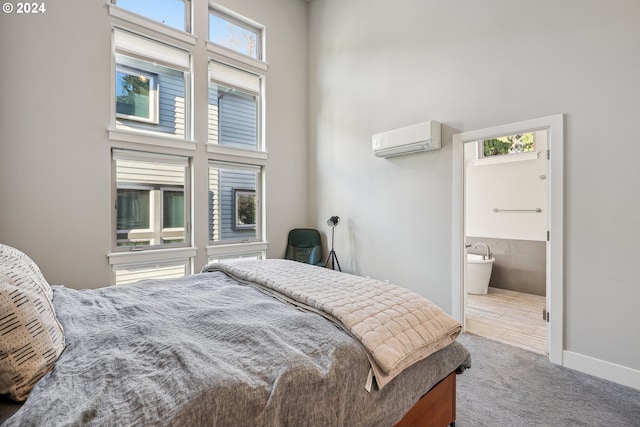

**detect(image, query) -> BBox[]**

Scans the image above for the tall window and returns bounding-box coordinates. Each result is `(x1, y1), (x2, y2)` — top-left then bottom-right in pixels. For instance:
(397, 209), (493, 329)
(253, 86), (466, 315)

(113, 150), (190, 250)
(108, 3), (267, 284)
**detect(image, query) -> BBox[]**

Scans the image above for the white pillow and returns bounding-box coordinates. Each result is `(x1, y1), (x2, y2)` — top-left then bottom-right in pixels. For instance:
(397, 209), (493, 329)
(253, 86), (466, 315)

(0, 244), (65, 402)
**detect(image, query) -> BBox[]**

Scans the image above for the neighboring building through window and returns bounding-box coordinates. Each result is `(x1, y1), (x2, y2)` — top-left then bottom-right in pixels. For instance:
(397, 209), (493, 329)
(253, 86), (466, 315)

(114, 150), (190, 250)
(208, 61), (261, 151)
(108, 3), (267, 285)
(113, 29), (190, 140)
(209, 162), (260, 244)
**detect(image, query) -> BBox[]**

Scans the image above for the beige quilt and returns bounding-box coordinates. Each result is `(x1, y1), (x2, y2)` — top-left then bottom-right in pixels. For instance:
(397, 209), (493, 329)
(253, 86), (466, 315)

(201, 259), (461, 390)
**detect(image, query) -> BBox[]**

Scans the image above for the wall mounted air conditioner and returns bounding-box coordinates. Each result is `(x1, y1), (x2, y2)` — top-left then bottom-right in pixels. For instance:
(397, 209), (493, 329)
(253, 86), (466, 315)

(372, 120), (441, 158)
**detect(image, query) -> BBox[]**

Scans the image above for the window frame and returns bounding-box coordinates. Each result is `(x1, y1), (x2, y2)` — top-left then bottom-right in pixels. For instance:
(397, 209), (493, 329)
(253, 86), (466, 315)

(112, 258), (192, 286)
(112, 29), (192, 143)
(112, 149), (192, 253)
(208, 161), (263, 246)
(208, 5), (263, 61)
(115, 64), (159, 124)
(233, 188), (256, 230)
(208, 61), (263, 153)
(476, 132), (536, 160)
(107, 5), (267, 284)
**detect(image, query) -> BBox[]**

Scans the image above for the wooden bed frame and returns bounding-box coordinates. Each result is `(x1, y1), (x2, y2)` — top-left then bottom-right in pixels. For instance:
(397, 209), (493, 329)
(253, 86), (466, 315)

(394, 371), (457, 427)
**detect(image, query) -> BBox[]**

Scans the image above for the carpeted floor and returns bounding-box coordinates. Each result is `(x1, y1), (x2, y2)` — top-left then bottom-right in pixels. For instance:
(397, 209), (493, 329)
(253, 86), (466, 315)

(455, 333), (640, 426)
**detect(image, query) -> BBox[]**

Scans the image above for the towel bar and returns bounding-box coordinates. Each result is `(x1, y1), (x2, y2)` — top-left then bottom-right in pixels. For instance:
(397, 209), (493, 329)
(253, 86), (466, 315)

(493, 208), (542, 213)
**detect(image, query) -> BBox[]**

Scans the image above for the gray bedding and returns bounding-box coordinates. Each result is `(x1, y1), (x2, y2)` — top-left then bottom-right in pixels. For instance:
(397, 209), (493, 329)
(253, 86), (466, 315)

(1, 270), (470, 426)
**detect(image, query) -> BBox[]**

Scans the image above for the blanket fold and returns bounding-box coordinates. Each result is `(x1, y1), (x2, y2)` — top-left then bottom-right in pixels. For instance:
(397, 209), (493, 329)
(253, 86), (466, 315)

(201, 259), (461, 389)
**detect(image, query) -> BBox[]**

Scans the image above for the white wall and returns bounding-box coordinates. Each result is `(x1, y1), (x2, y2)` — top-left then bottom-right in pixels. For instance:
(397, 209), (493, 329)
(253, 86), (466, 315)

(308, 0), (640, 377)
(465, 130), (547, 241)
(0, 0), (309, 288)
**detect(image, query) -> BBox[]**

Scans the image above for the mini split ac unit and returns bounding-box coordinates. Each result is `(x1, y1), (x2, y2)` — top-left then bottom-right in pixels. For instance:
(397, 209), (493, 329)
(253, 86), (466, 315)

(372, 120), (441, 158)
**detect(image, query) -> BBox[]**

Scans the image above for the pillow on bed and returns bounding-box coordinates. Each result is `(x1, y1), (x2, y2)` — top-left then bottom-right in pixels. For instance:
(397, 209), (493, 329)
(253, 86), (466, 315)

(0, 244), (65, 402)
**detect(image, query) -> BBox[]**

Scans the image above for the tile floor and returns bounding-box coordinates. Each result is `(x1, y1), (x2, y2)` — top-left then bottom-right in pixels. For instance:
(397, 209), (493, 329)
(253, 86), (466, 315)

(465, 287), (547, 354)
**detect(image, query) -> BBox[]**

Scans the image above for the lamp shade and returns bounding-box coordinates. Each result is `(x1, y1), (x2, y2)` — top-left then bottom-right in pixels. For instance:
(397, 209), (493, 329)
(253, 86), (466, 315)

(327, 216), (340, 227)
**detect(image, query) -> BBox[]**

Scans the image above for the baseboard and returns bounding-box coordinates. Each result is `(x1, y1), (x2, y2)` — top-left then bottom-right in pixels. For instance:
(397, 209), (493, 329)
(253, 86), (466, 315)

(563, 350), (640, 391)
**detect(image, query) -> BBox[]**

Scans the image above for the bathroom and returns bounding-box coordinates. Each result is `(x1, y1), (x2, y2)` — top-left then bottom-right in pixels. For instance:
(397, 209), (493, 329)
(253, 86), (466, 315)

(464, 130), (548, 353)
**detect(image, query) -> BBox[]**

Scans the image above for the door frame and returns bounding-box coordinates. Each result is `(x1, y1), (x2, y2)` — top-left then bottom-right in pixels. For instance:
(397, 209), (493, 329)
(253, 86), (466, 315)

(451, 114), (564, 365)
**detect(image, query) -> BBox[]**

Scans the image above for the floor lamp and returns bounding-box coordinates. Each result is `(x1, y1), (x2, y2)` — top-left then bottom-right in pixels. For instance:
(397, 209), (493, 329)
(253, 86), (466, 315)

(325, 216), (341, 271)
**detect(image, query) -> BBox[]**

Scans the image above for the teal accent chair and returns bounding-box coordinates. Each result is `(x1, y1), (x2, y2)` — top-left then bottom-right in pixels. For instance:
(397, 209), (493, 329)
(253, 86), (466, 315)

(284, 228), (323, 266)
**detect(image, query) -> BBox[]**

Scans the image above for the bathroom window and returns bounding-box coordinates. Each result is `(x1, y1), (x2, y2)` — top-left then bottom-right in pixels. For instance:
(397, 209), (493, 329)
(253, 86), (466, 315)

(478, 132), (535, 158)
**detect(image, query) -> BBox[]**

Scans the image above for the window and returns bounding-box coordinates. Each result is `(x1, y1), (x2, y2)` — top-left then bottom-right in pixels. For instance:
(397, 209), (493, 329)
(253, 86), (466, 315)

(209, 162), (260, 244)
(209, 8), (261, 59)
(116, 65), (158, 124)
(208, 62), (261, 151)
(208, 253), (263, 264)
(108, 5), (266, 285)
(114, 0), (190, 32)
(113, 30), (190, 140)
(114, 259), (191, 285)
(233, 189), (255, 229)
(478, 132), (535, 158)
(114, 150), (190, 250)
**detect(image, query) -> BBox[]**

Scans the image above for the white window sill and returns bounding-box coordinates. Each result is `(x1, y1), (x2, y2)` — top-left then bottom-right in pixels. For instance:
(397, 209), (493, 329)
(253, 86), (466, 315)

(206, 42), (268, 74)
(109, 128), (197, 151)
(108, 247), (197, 266)
(470, 151), (539, 167)
(207, 241), (269, 258)
(206, 144), (268, 164)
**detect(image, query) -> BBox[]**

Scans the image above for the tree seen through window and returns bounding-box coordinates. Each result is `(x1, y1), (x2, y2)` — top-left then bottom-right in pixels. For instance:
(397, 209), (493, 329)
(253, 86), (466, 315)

(483, 132), (535, 157)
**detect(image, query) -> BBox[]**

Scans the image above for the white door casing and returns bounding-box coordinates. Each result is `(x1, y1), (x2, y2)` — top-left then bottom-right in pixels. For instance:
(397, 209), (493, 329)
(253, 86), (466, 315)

(451, 114), (564, 365)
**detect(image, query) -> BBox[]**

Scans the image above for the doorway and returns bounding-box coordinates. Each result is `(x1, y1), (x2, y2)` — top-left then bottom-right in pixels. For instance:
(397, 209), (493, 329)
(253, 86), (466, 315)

(464, 129), (548, 354)
(452, 114), (564, 365)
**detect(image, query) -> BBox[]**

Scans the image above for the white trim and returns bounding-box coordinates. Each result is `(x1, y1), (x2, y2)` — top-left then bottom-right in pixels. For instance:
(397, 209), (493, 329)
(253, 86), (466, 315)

(470, 151), (539, 166)
(206, 143), (268, 164)
(206, 42), (268, 74)
(108, 247), (197, 265)
(112, 148), (190, 165)
(206, 241), (269, 257)
(115, 64), (159, 125)
(208, 160), (261, 172)
(109, 128), (197, 151)
(563, 350), (640, 391)
(452, 114), (564, 365)
(210, 61), (262, 95)
(114, 28), (191, 72)
(208, 3), (265, 62)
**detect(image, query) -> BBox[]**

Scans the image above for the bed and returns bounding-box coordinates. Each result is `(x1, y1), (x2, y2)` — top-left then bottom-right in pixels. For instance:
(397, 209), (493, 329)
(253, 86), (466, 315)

(0, 244), (470, 426)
